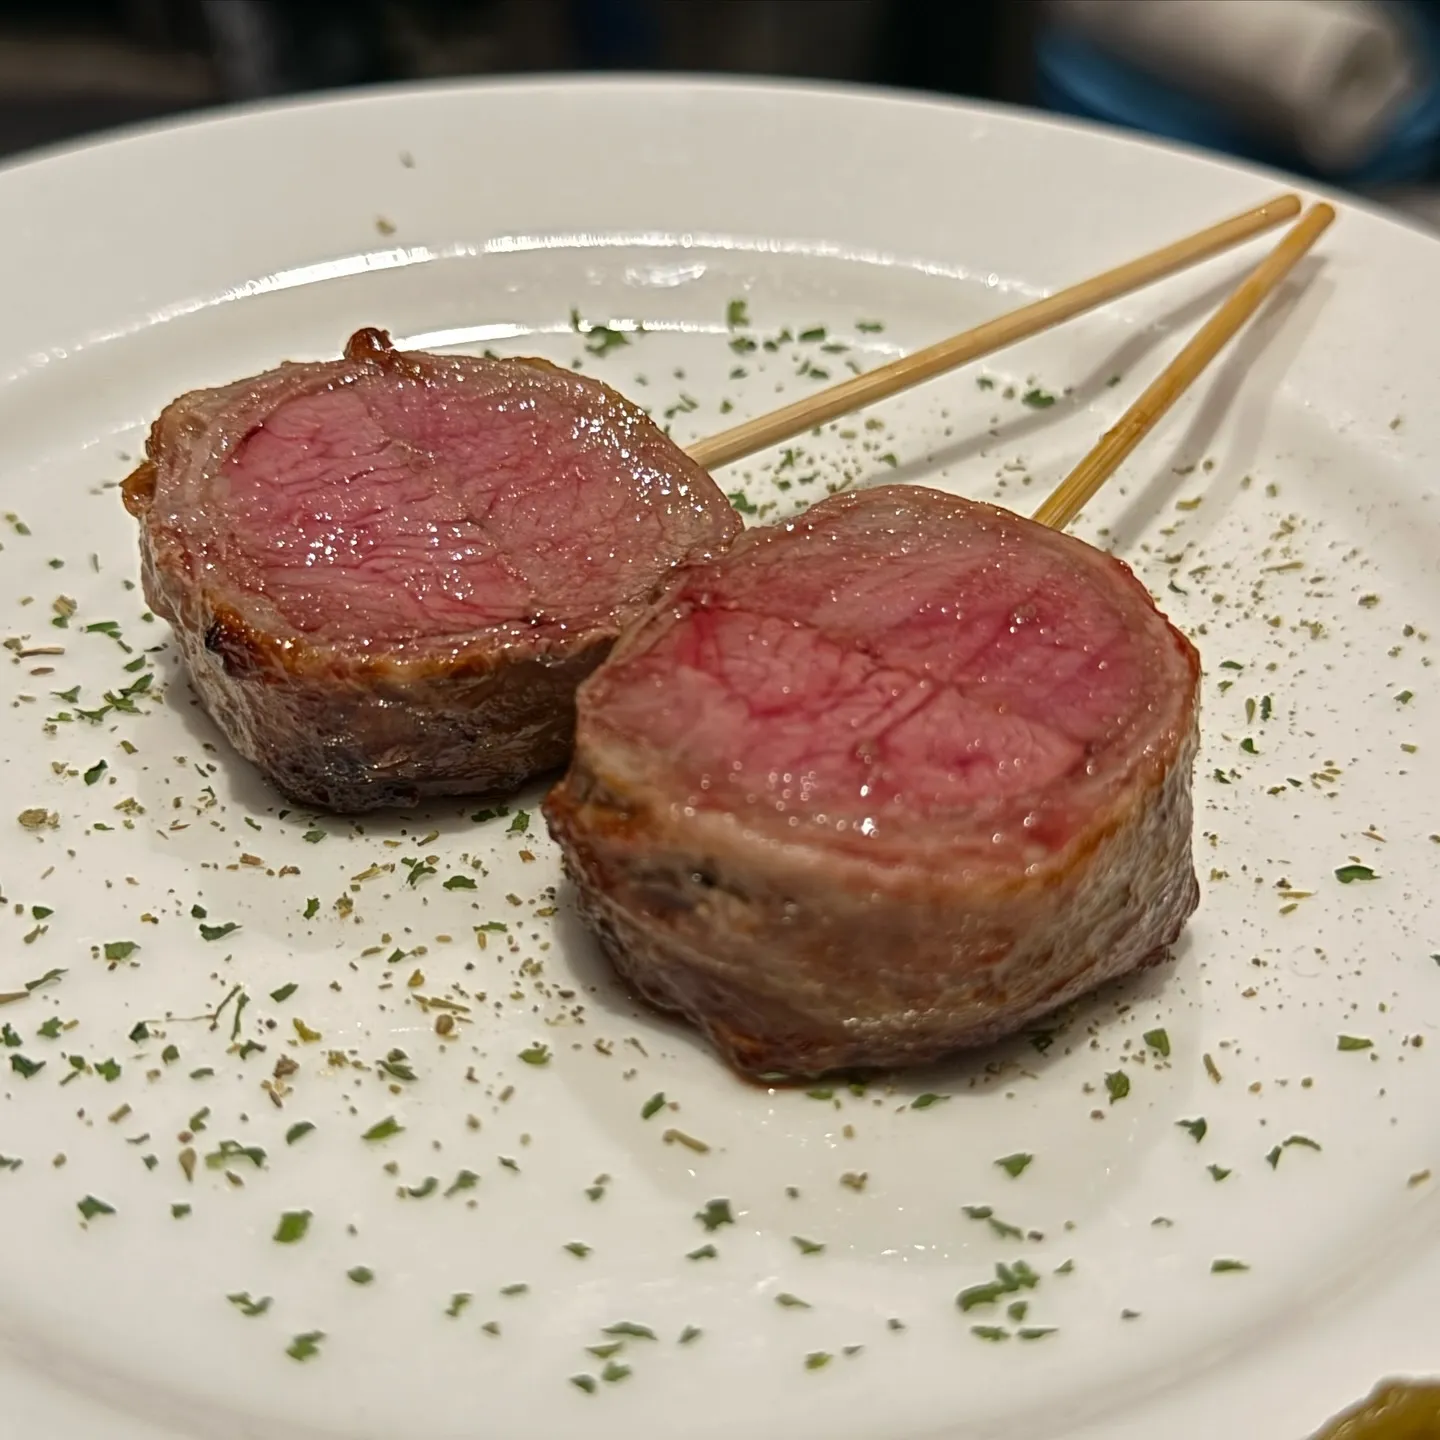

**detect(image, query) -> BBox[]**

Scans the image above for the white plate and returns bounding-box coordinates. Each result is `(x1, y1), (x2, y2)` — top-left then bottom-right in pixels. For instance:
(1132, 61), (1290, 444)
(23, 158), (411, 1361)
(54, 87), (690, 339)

(0, 77), (1436, 1440)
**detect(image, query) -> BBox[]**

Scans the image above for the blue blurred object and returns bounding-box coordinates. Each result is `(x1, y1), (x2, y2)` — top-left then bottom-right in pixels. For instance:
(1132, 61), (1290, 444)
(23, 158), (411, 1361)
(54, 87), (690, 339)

(1035, 0), (1440, 184)
(571, 0), (661, 68)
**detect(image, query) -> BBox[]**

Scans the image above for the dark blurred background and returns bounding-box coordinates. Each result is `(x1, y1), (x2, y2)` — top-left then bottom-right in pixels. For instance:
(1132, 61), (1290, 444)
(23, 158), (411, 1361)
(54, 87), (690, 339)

(2, 0), (1440, 223)
(0, 0), (1035, 156)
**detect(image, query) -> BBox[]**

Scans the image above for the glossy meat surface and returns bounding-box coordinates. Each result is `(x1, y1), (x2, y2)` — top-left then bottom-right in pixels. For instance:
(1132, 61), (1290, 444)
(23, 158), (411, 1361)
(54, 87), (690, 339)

(122, 328), (741, 811)
(546, 485), (1201, 1077)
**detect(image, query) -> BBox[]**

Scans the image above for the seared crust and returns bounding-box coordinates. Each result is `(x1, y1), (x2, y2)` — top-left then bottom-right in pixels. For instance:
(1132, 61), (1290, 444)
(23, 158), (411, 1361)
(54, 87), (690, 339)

(547, 712), (1198, 1077)
(132, 511), (615, 809)
(122, 329), (740, 812)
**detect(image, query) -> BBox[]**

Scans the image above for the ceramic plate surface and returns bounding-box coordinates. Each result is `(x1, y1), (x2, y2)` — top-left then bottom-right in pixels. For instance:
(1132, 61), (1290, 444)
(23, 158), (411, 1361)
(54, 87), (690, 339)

(0, 77), (1437, 1440)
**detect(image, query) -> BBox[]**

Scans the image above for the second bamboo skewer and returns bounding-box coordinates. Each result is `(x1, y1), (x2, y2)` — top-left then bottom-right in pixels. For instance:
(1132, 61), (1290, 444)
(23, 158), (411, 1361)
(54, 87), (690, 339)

(1032, 202), (1336, 532)
(686, 192), (1301, 472)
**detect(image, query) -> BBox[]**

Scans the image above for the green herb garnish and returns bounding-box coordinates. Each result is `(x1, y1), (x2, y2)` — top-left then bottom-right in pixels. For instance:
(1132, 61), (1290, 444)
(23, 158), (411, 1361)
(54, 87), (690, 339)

(273, 1209), (311, 1244)
(602, 1320), (656, 1339)
(695, 1197), (734, 1231)
(957, 1259), (1040, 1311)
(585, 326), (629, 358)
(377, 1051), (416, 1082)
(205, 1140), (265, 1170)
(444, 1169), (480, 1197)
(402, 858), (435, 887)
(1334, 864), (1377, 884)
(962, 1205), (1024, 1240)
(285, 1331), (324, 1362)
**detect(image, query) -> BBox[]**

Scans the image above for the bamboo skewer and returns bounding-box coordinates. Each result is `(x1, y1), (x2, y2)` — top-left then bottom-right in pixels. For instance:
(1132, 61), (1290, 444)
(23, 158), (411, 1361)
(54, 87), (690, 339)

(1031, 202), (1336, 532)
(686, 192), (1302, 472)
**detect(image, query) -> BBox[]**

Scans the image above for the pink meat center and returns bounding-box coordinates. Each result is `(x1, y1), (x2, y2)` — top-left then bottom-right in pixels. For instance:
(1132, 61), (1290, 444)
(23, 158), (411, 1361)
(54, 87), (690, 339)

(595, 534), (1157, 831)
(217, 378), (697, 645)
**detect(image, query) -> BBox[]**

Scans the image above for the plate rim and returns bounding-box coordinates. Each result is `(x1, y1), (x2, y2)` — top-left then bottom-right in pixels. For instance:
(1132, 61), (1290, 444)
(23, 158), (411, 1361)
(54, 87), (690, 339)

(0, 72), (1435, 1440)
(0, 69), (1436, 254)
